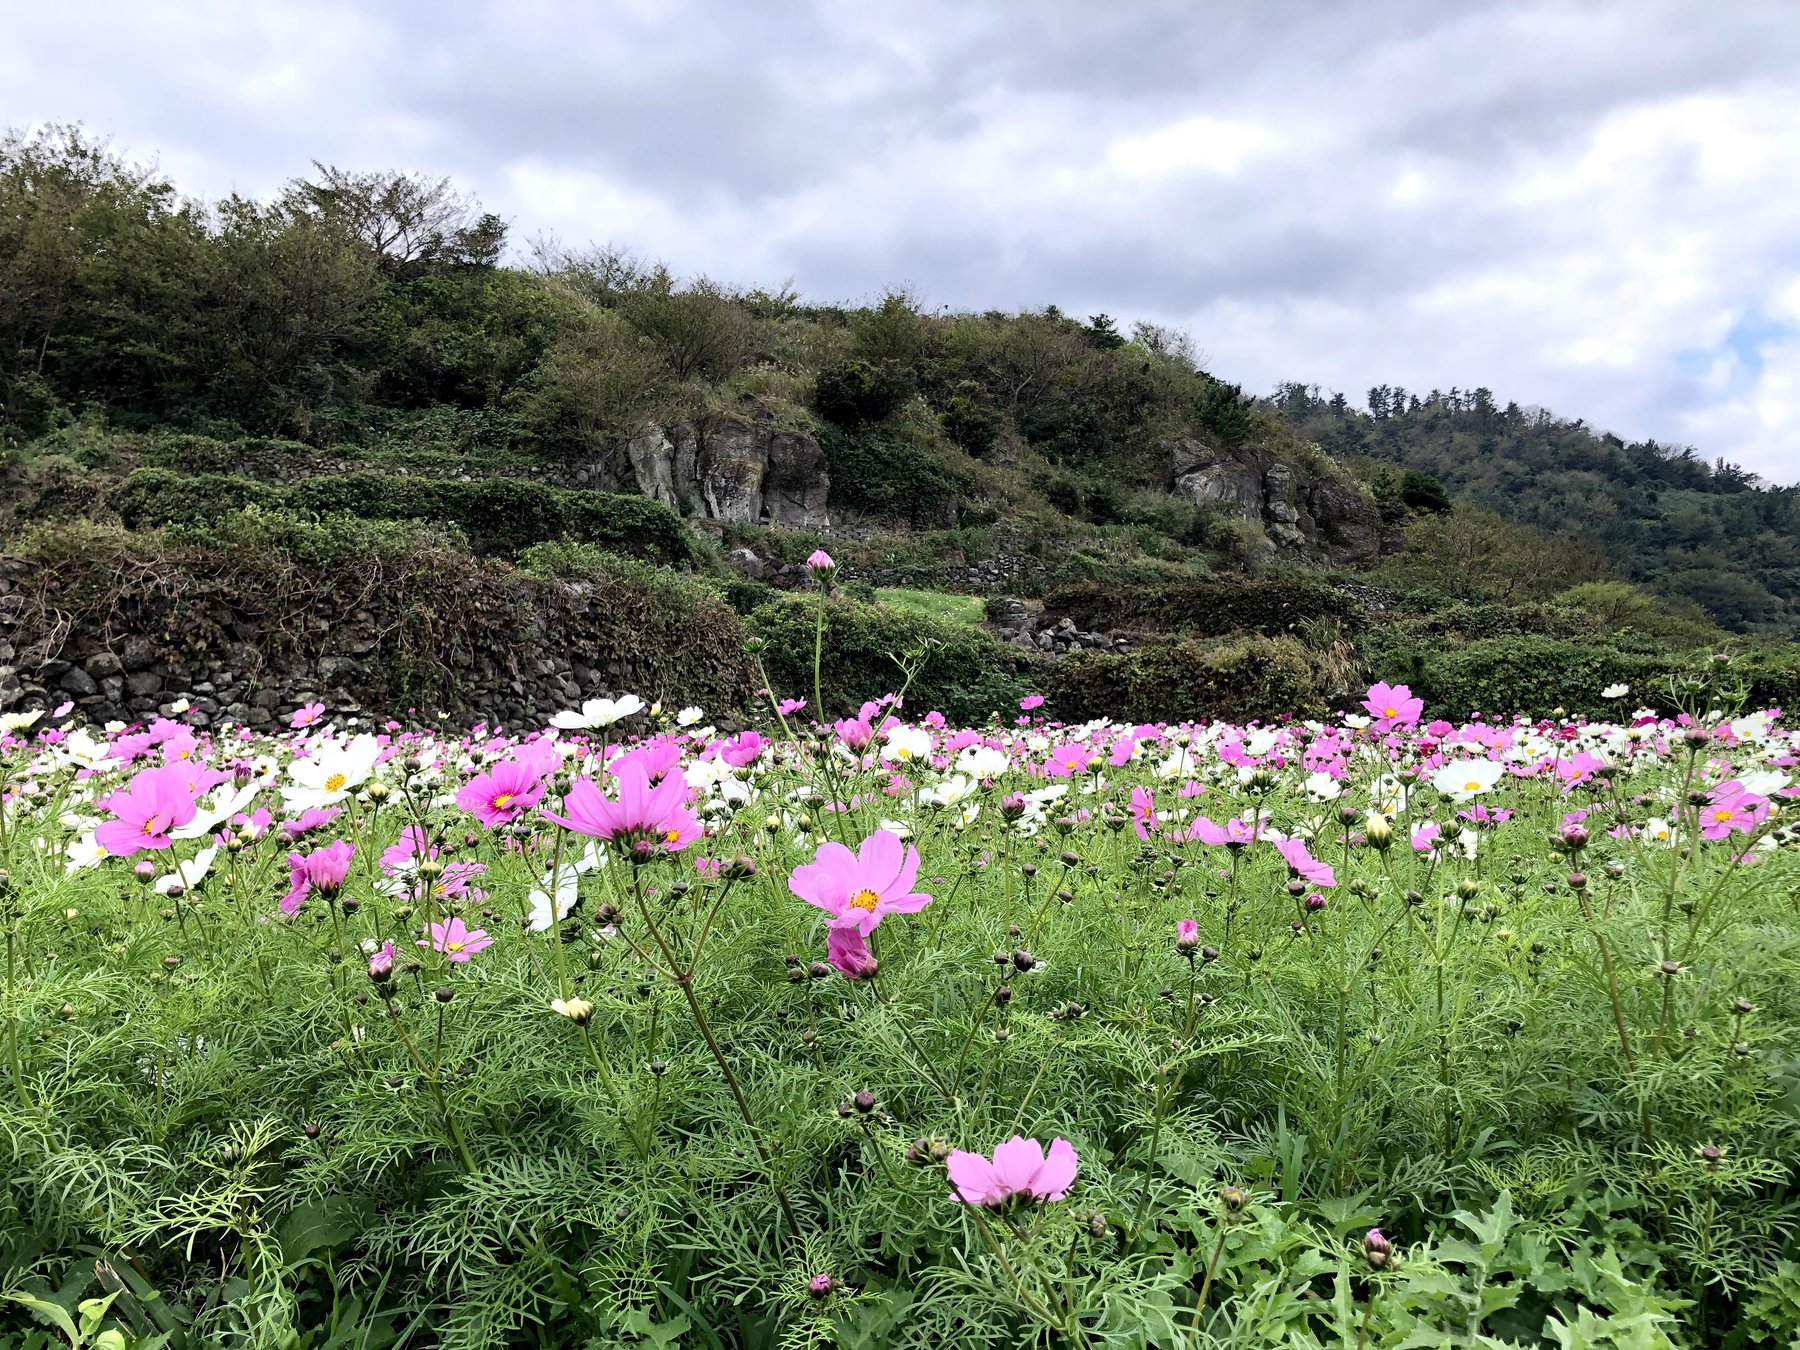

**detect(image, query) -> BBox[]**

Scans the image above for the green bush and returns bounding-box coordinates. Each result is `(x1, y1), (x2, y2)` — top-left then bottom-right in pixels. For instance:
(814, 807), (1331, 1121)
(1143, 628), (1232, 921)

(1045, 576), (1362, 637)
(1049, 634), (1328, 724)
(1382, 635), (1677, 721)
(108, 468), (704, 566)
(812, 357), (913, 425)
(747, 592), (1038, 723)
(5, 519), (756, 715)
(817, 422), (972, 528)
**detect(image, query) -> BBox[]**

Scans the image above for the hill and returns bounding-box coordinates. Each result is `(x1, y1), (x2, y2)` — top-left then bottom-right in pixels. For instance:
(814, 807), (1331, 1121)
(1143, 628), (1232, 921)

(1271, 383), (1800, 633)
(2, 126), (1796, 732)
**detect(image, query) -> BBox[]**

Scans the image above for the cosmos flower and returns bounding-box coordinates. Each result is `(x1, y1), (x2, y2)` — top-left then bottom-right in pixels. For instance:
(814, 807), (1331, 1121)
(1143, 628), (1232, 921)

(946, 1136), (1079, 1206)
(789, 829), (932, 937)
(418, 916), (493, 963)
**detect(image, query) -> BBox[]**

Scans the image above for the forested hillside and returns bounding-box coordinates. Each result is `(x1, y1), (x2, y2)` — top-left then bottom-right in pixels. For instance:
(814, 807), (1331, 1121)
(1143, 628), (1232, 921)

(2, 123), (1795, 644)
(1271, 383), (1800, 633)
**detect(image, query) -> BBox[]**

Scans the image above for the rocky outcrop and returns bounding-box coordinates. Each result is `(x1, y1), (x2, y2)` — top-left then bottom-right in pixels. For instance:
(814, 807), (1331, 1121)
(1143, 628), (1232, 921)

(1167, 439), (1380, 567)
(621, 402), (830, 529)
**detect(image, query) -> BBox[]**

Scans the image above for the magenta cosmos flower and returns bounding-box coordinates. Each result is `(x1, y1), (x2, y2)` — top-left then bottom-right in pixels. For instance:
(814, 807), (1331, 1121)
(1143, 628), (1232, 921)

(805, 549), (835, 572)
(826, 925), (880, 980)
(418, 916), (493, 963)
(541, 763), (700, 855)
(282, 839), (356, 914)
(1275, 837), (1336, 888)
(456, 758), (547, 829)
(947, 1136), (1079, 1206)
(95, 764), (199, 856)
(788, 829), (932, 938)
(1187, 815), (1261, 847)
(1362, 682), (1424, 730)
(1701, 781), (1771, 840)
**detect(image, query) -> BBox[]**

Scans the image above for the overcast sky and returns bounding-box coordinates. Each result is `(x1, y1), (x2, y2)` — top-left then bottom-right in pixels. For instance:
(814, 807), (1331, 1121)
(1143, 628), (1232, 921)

(5, 1), (1798, 482)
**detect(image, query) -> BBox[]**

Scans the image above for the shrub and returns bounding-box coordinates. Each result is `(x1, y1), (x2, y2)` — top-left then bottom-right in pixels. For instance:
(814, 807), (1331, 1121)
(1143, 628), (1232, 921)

(747, 592), (1038, 723)
(817, 422), (971, 528)
(1049, 634), (1328, 724)
(108, 468), (704, 566)
(812, 357), (913, 425)
(1383, 635), (1679, 721)
(4, 519), (756, 715)
(1044, 577), (1362, 637)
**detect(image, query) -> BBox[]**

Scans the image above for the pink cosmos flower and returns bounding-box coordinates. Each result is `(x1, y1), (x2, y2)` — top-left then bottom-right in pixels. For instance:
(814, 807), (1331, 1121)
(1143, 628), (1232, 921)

(456, 758), (546, 828)
(281, 806), (343, 840)
(1275, 838), (1336, 887)
(1701, 781), (1770, 840)
(418, 916), (493, 962)
(834, 716), (875, 750)
(282, 839), (355, 914)
(1175, 918), (1200, 952)
(1019, 695), (1045, 711)
(1043, 743), (1090, 778)
(947, 1136), (1079, 1206)
(542, 763), (701, 855)
(1129, 786), (1158, 840)
(806, 549), (835, 572)
(827, 925), (880, 979)
(789, 829), (932, 937)
(777, 697), (807, 716)
(95, 764), (199, 856)
(290, 702), (326, 729)
(1362, 682), (1423, 730)
(368, 941), (397, 978)
(1187, 815), (1260, 847)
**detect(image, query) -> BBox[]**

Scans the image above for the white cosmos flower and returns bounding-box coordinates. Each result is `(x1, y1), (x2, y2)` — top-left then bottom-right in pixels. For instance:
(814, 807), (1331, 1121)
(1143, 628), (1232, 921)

(550, 695), (646, 730)
(281, 733), (382, 811)
(1641, 817), (1675, 845)
(956, 745), (1010, 780)
(882, 725), (933, 763)
(1431, 758), (1505, 801)
(155, 846), (218, 895)
(1602, 683), (1630, 699)
(1, 710), (43, 733)
(528, 866), (581, 932)
(174, 781), (261, 840)
(677, 706), (704, 726)
(1303, 772), (1343, 803)
(65, 832), (106, 872)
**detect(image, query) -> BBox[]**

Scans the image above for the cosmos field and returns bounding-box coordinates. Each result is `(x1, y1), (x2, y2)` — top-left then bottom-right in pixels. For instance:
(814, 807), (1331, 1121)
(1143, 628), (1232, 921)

(0, 657), (1797, 1349)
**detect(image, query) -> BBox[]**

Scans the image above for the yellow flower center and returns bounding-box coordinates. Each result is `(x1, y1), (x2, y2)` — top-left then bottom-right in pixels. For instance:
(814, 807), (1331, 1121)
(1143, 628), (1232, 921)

(847, 888), (881, 911)
(1383, 706), (1397, 718)
(446, 940), (464, 953)
(664, 829), (682, 843)
(324, 772), (348, 793)
(493, 792), (515, 809)
(140, 818), (158, 835)
(1464, 781), (1482, 793)
(1712, 808), (1734, 822)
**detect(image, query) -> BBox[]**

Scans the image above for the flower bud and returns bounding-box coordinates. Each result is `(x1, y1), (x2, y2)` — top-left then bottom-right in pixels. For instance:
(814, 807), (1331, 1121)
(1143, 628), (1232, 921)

(807, 1272), (834, 1299)
(853, 1089), (876, 1114)
(1363, 1227), (1392, 1270)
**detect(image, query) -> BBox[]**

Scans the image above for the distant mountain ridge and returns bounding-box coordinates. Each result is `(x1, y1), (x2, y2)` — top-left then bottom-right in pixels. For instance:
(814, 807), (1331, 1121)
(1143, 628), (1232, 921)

(1270, 383), (1799, 634)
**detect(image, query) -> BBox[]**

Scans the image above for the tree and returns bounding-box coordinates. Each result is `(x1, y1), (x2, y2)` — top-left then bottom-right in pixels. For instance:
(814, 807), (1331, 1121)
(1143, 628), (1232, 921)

(619, 271), (752, 382)
(282, 165), (504, 270)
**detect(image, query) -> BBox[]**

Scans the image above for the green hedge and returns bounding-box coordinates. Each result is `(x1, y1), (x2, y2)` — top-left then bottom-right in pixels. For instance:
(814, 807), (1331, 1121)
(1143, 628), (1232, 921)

(5, 518), (755, 715)
(1048, 635), (1328, 724)
(748, 593), (1039, 724)
(1045, 577), (1363, 637)
(110, 468), (703, 566)
(1378, 635), (1800, 721)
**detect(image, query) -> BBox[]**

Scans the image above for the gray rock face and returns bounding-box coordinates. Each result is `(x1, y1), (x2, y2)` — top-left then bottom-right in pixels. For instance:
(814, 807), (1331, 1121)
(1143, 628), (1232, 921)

(618, 400), (831, 529)
(1169, 439), (1380, 567)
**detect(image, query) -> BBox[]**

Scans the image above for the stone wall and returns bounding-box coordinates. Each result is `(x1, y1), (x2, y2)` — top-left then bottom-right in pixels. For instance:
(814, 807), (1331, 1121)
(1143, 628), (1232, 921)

(1166, 438), (1382, 567)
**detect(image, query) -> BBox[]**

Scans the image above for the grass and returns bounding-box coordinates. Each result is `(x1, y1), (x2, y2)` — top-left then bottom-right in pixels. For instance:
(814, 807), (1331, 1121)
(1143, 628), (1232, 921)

(874, 587), (985, 626)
